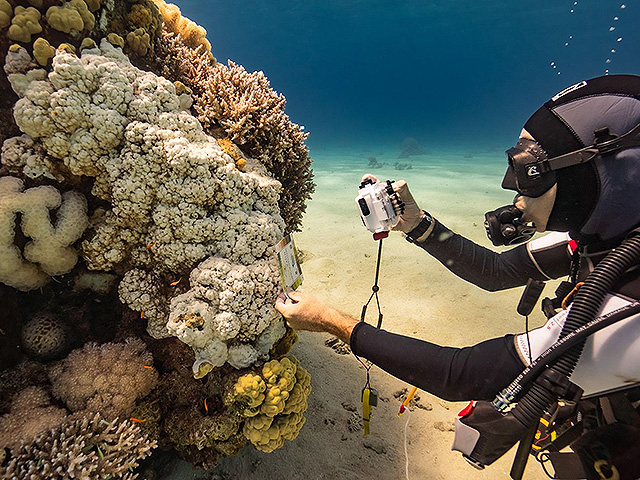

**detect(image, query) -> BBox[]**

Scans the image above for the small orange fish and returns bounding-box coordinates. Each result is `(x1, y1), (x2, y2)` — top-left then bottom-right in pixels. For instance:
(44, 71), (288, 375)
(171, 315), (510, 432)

(170, 278), (181, 287)
(140, 311), (145, 319)
(143, 365), (153, 369)
(130, 418), (146, 423)
(146, 242), (155, 250)
(204, 398), (208, 412)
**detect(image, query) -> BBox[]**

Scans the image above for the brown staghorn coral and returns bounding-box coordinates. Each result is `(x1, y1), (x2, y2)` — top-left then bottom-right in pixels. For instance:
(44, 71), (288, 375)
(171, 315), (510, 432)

(0, 412), (156, 479)
(48, 337), (158, 419)
(0, 386), (68, 452)
(154, 31), (314, 233)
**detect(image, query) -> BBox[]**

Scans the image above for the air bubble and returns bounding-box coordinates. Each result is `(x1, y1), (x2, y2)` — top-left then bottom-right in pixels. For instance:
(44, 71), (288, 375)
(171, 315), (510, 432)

(553, 65), (557, 69)
(558, 72), (561, 75)
(565, 42), (569, 46)
(605, 69), (610, 75)
(573, 1), (578, 4)
(606, 58), (612, 63)
(617, 37), (623, 42)
(569, 35), (573, 39)
(620, 4), (626, 9)
(611, 49), (616, 53)
(550, 61), (555, 66)
(610, 26), (616, 31)
(614, 16), (619, 20)
(570, 9), (574, 13)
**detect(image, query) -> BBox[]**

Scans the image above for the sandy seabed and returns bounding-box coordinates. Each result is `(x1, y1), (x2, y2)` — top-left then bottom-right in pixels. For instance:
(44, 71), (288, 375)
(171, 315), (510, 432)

(168, 150), (551, 480)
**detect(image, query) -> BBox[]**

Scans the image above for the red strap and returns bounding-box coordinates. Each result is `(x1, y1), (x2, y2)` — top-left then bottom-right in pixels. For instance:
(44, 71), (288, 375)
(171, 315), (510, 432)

(568, 239), (578, 253)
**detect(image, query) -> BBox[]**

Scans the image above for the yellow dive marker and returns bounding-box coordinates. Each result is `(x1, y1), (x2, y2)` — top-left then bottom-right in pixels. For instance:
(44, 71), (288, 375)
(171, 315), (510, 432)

(362, 386), (378, 436)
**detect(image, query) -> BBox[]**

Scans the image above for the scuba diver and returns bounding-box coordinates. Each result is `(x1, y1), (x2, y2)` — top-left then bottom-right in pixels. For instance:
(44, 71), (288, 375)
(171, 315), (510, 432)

(275, 74), (640, 480)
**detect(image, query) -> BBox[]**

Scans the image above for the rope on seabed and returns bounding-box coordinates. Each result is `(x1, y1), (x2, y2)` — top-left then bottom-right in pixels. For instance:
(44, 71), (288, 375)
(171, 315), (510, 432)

(404, 413), (411, 480)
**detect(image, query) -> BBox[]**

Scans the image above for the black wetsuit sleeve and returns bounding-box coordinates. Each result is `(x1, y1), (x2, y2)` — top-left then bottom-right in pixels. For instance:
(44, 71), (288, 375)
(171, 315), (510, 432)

(350, 322), (525, 401)
(412, 219), (554, 291)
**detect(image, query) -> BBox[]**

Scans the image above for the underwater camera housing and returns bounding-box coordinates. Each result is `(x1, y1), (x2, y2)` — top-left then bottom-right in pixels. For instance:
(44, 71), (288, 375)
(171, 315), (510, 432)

(356, 179), (405, 240)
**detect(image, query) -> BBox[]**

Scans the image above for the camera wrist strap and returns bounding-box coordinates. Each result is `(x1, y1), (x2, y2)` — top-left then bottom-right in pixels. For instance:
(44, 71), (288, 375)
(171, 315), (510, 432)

(361, 238), (384, 328)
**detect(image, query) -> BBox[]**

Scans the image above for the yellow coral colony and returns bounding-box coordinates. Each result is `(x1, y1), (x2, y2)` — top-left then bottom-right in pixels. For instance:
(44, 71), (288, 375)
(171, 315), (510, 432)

(32, 37), (55, 66)
(45, 0), (95, 34)
(0, 0), (12, 30)
(217, 138), (247, 171)
(8, 6), (42, 43)
(229, 357), (311, 453)
(152, 0), (211, 52)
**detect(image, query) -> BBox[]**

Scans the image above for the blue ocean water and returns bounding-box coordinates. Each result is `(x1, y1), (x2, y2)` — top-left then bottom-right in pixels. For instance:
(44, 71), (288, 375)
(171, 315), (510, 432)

(178, 0), (639, 158)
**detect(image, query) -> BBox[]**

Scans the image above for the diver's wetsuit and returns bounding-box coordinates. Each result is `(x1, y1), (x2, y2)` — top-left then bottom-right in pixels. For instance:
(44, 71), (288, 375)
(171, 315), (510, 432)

(349, 219), (578, 402)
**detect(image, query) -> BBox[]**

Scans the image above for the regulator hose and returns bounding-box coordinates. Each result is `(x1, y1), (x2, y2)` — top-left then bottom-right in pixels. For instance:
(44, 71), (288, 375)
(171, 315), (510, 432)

(511, 233), (640, 427)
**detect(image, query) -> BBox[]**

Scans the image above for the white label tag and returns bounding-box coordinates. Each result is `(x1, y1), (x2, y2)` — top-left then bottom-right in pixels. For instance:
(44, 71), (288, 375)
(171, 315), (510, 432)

(276, 234), (303, 292)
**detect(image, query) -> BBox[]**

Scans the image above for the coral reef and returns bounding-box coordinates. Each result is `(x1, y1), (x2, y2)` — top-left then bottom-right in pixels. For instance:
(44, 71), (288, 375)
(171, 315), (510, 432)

(49, 337), (158, 419)
(0, 386), (67, 451)
(0, 0), (315, 471)
(0, 413), (156, 479)
(154, 33), (314, 233)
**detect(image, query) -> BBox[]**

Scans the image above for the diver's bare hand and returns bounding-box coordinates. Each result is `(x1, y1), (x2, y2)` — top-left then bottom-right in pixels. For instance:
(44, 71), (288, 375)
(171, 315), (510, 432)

(275, 291), (357, 344)
(391, 180), (423, 233)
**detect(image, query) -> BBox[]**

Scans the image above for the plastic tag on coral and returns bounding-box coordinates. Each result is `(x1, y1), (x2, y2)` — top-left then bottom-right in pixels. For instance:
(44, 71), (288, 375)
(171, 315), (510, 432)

(276, 234), (303, 291)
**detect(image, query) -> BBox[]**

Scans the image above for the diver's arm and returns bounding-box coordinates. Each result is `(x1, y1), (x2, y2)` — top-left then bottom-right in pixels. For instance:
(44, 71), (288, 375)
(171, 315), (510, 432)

(409, 219), (570, 291)
(350, 321), (525, 401)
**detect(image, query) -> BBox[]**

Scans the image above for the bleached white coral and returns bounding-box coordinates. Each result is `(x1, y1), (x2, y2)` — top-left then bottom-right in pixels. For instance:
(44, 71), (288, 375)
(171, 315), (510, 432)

(168, 256), (285, 374)
(0, 134), (60, 180)
(8, 38), (288, 373)
(0, 176), (88, 291)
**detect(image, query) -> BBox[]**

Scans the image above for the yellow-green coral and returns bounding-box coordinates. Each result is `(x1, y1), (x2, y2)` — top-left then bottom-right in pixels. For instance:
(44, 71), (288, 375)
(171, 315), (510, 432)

(263, 357), (297, 392)
(126, 27), (151, 56)
(107, 32), (125, 48)
(80, 37), (97, 50)
(0, 0), (12, 30)
(33, 37), (55, 66)
(8, 6), (42, 43)
(45, 0), (95, 34)
(243, 412), (306, 453)
(127, 3), (154, 28)
(282, 363), (311, 415)
(217, 138), (247, 171)
(226, 356), (311, 453)
(231, 373), (266, 416)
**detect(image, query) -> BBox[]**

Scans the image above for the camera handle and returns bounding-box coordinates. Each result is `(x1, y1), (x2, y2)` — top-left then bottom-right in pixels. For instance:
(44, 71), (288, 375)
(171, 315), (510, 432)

(361, 238), (385, 328)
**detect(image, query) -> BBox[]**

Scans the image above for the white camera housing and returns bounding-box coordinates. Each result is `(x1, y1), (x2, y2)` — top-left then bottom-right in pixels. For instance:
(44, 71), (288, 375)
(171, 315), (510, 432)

(355, 180), (403, 238)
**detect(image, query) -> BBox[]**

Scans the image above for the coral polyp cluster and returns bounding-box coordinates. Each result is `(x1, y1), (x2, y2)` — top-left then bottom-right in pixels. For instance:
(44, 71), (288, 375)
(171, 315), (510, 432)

(227, 356), (312, 453)
(0, 0), (314, 475)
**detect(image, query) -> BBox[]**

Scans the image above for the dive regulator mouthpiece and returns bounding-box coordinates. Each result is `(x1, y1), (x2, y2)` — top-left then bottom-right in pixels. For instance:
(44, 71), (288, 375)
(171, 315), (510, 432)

(356, 179), (405, 239)
(484, 204), (536, 246)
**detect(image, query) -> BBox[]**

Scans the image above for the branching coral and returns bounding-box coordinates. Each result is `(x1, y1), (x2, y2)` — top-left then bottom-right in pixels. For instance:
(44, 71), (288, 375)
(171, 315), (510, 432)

(154, 32), (314, 233)
(0, 413), (156, 479)
(48, 337), (158, 419)
(0, 386), (68, 452)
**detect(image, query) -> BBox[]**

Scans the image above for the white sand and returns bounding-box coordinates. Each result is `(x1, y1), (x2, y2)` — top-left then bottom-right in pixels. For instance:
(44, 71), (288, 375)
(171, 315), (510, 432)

(179, 151), (553, 479)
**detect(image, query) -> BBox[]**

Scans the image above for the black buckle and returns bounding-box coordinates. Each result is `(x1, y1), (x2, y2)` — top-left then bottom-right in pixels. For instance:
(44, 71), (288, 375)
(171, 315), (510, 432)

(534, 368), (584, 403)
